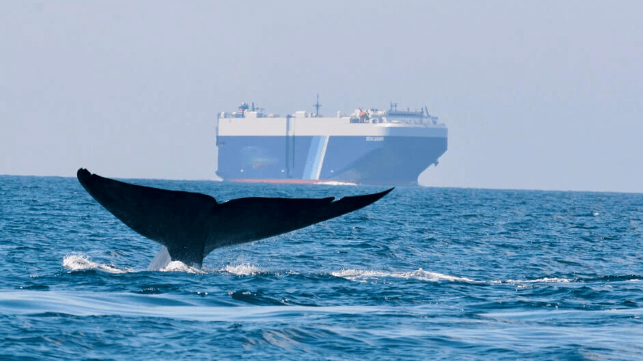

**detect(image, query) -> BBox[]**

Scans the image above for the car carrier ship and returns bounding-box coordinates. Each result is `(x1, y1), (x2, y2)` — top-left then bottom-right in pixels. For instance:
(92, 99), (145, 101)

(215, 98), (447, 185)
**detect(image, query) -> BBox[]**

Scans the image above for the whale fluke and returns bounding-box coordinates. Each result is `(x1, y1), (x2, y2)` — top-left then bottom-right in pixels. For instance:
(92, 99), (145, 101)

(77, 168), (392, 268)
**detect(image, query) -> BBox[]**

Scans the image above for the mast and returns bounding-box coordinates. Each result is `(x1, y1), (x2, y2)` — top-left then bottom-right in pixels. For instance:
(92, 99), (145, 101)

(313, 94), (322, 117)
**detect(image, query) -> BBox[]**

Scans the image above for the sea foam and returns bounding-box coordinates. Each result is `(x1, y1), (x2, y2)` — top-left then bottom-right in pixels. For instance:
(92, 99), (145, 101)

(160, 261), (206, 274)
(221, 263), (262, 276)
(332, 268), (475, 283)
(62, 254), (131, 274)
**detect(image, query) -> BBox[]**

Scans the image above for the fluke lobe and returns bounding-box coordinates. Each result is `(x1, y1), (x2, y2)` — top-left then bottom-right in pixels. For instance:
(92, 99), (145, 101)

(76, 168), (393, 269)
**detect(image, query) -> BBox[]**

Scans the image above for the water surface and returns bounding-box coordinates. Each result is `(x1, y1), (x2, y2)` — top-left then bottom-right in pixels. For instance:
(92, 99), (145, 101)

(1, 175), (642, 360)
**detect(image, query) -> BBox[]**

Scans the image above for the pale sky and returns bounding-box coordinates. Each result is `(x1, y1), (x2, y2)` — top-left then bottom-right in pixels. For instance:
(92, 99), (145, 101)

(2, 1), (642, 192)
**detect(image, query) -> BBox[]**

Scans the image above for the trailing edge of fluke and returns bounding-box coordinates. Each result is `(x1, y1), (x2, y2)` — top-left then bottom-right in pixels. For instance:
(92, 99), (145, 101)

(76, 168), (393, 269)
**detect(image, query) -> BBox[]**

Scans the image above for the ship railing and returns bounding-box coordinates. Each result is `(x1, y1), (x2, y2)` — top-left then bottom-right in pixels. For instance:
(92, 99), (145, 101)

(384, 116), (440, 126)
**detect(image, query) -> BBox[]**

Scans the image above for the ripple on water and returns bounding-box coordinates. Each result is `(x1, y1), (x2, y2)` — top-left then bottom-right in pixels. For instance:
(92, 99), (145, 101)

(2, 177), (643, 360)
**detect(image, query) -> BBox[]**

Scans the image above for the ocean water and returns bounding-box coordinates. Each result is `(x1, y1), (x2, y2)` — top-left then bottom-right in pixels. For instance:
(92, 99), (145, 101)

(1, 175), (643, 360)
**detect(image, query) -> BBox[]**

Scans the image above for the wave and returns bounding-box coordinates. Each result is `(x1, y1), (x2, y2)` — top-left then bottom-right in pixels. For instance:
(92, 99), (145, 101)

(159, 261), (263, 276)
(62, 254), (205, 274)
(331, 268), (476, 283)
(158, 262), (264, 276)
(331, 268), (583, 285)
(62, 254), (263, 275)
(220, 263), (262, 276)
(62, 254), (132, 274)
(62, 255), (618, 286)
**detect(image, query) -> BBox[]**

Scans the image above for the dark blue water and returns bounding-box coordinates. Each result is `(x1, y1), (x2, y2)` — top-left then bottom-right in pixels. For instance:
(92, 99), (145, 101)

(1, 175), (643, 360)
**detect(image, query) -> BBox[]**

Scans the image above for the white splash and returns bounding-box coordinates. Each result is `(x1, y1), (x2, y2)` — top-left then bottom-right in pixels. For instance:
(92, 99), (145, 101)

(161, 261), (206, 274)
(62, 254), (131, 274)
(332, 268), (475, 283)
(221, 263), (261, 276)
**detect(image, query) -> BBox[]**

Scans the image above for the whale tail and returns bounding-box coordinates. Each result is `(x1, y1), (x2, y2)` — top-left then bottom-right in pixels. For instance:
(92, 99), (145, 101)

(77, 168), (392, 267)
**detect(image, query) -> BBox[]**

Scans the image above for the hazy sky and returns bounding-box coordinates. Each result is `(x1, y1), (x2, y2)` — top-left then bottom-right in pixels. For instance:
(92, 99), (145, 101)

(2, 1), (642, 192)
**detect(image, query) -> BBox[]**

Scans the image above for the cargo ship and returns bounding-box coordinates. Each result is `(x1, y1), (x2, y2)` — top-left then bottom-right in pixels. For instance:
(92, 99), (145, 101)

(215, 99), (447, 185)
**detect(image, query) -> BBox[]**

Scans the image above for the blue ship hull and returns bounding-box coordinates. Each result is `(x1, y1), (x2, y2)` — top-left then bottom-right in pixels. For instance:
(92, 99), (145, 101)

(216, 135), (447, 185)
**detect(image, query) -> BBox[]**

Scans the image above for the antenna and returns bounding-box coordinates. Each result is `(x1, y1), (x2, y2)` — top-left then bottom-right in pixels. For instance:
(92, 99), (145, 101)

(313, 94), (322, 117)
